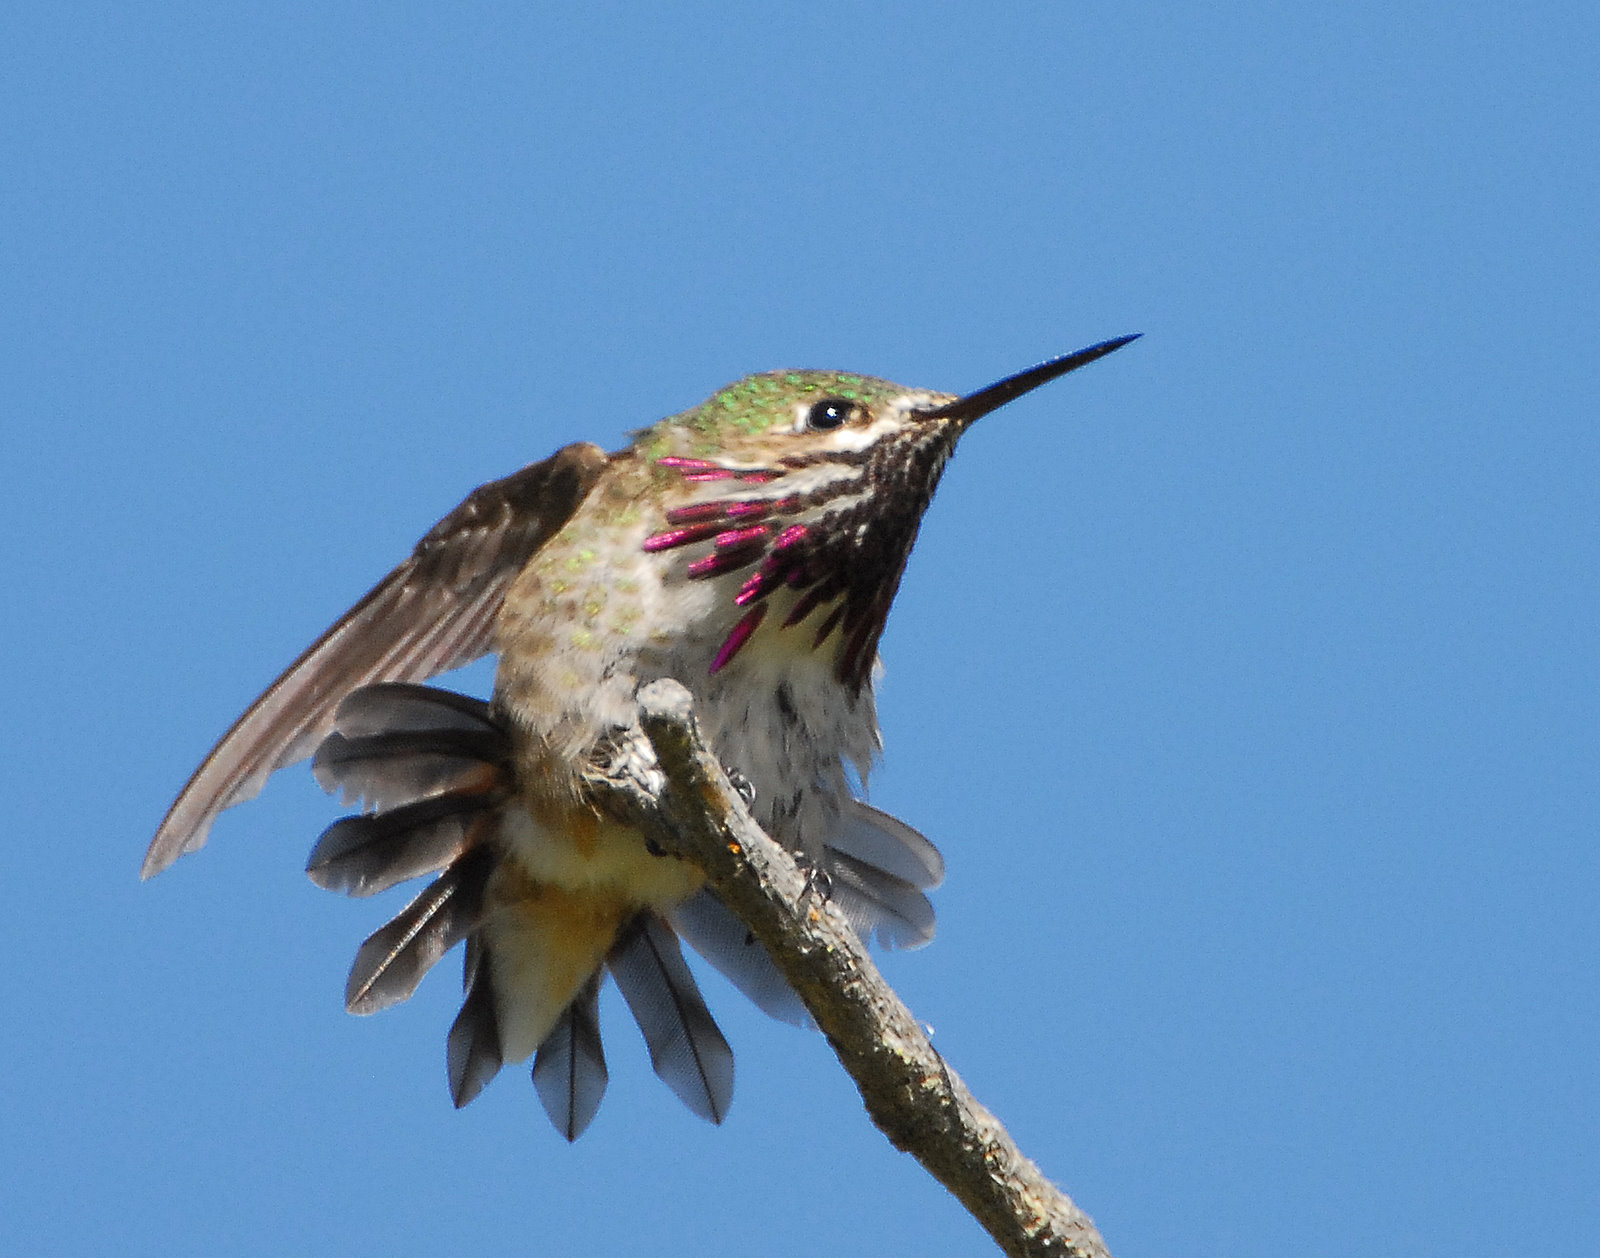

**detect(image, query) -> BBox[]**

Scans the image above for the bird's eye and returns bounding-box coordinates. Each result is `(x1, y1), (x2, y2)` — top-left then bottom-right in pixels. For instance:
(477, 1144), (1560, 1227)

(805, 397), (855, 431)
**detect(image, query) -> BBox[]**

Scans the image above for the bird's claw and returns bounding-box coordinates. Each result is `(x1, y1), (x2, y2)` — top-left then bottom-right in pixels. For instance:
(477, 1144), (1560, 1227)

(792, 851), (833, 903)
(723, 765), (756, 809)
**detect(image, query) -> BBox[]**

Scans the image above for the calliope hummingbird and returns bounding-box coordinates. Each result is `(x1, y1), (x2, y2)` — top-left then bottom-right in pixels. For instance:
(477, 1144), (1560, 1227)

(144, 334), (1139, 1138)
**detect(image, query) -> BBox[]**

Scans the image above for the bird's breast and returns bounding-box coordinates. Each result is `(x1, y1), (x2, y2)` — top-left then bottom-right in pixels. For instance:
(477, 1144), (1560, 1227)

(493, 462), (883, 859)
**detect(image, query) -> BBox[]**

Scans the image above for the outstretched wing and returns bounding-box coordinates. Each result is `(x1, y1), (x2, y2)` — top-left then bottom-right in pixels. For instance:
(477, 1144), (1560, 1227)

(143, 441), (610, 878)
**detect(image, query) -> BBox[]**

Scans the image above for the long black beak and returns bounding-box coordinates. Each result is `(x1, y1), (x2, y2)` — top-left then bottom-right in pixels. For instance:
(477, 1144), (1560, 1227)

(915, 333), (1141, 424)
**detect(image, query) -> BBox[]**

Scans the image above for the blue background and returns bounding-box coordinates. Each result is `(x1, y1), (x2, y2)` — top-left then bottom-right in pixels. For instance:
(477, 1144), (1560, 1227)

(5, 5), (1596, 1255)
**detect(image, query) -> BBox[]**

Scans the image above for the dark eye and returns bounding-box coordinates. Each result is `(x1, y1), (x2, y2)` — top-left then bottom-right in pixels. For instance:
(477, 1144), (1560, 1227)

(805, 397), (855, 431)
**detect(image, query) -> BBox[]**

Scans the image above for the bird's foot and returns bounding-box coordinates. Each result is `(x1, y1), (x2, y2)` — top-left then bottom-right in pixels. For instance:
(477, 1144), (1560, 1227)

(723, 765), (756, 809)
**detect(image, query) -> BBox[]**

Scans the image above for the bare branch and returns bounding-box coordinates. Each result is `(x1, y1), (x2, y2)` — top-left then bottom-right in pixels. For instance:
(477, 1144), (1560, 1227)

(589, 679), (1112, 1258)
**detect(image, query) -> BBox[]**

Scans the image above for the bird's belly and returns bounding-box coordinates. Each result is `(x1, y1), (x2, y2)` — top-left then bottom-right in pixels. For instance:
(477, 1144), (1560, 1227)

(484, 794), (706, 1064)
(497, 796), (704, 909)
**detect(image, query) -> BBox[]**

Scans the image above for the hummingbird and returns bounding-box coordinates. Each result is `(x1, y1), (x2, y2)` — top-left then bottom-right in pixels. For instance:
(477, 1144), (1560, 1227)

(143, 334), (1139, 1138)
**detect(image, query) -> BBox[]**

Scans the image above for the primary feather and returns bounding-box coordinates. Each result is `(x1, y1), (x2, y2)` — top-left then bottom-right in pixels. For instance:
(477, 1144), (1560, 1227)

(141, 443), (608, 878)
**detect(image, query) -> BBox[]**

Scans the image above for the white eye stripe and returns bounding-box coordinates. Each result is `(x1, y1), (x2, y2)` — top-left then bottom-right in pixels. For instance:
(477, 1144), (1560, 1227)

(821, 414), (898, 453)
(730, 463), (864, 505)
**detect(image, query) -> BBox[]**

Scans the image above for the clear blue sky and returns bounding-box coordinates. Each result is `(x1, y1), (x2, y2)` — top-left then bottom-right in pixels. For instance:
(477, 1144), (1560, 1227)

(5, 5), (1596, 1256)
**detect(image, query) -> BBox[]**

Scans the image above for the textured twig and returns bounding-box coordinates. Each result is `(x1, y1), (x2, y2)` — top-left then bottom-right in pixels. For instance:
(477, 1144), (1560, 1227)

(590, 679), (1111, 1258)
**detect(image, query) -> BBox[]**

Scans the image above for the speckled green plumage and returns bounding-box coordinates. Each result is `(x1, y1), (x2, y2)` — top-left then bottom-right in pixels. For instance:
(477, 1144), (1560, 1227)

(632, 369), (918, 457)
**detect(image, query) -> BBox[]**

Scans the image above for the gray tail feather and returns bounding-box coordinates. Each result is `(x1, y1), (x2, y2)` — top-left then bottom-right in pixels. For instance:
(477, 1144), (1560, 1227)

(669, 803), (944, 1009)
(825, 849), (937, 951)
(312, 727), (507, 812)
(331, 682), (498, 737)
(307, 795), (493, 897)
(531, 973), (608, 1140)
(668, 889), (811, 1027)
(831, 799), (944, 888)
(316, 682), (506, 813)
(448, 937), (504, 1108)
(607, 913), (735, 1125)
(344, 845), (494, 1015)
(308, 683), (509, 897)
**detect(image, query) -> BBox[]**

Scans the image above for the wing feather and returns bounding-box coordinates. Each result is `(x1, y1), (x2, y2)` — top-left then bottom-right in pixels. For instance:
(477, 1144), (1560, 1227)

(143, 442), (608, 878)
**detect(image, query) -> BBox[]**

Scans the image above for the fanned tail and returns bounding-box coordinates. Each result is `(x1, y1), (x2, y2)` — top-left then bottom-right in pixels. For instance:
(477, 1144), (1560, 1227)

(306, 684), (510, 897)
(313, 682), (508, 811)
(303, 680), (943, 1133)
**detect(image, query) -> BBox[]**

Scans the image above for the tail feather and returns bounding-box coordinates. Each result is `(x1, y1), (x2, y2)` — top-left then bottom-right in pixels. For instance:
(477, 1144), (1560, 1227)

(312, 728), (506, 812)
(608, 914), (734, 1125)
(831, 799), (944, 889)
(825, 850), (937, 951)
(531, 973), (608, 1140)
(345, 846), (493, 1014)
(307, 794), (492, 897)
(332, 681), (498, 737)
(669, 889), (810, 1027)
(448, 938), (504, 1108)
